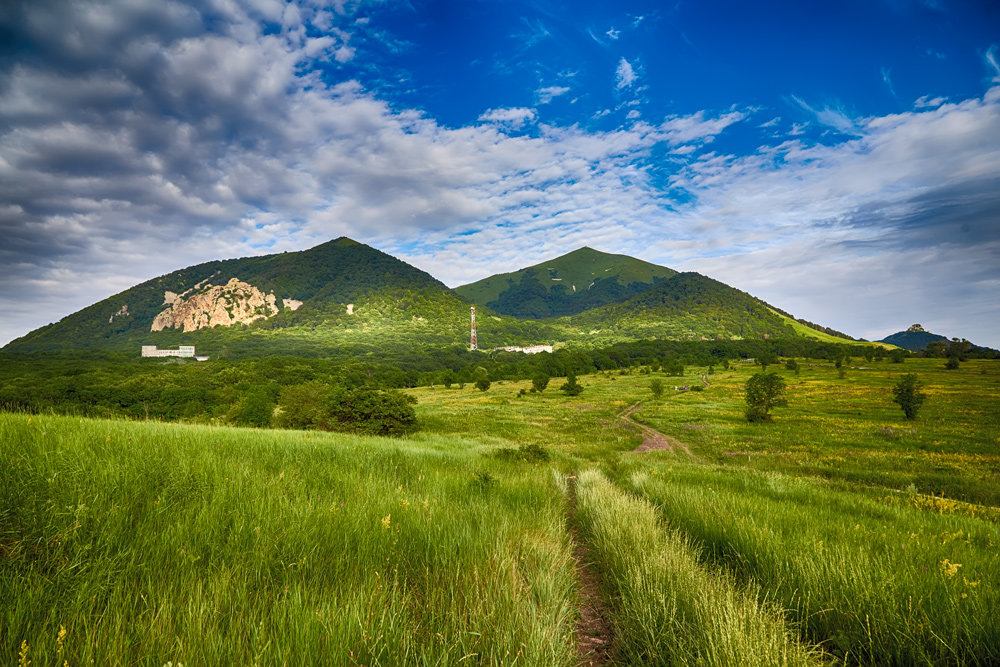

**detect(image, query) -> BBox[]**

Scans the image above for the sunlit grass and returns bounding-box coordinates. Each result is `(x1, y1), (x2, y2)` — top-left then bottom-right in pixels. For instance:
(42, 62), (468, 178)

(1, 413), (576, 665)
(625, 463), (1000, 663)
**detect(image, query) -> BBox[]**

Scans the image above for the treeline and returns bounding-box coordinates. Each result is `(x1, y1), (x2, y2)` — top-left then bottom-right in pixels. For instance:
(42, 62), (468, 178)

(0, 338), (916, 430)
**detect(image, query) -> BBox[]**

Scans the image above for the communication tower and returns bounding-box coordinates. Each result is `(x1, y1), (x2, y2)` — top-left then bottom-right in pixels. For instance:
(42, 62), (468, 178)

(470, 306), (478, 351)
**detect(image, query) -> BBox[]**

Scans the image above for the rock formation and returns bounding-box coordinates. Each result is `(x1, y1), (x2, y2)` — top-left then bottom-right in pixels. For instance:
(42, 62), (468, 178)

(151, 278), (279, 332)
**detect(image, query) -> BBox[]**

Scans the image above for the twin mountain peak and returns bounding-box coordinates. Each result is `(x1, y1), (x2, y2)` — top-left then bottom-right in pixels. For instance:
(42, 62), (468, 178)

(3, 237), (857, 355)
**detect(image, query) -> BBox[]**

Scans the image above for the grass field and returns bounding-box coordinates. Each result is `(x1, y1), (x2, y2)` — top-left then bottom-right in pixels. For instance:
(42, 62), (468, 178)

(4, 357), (999, 664)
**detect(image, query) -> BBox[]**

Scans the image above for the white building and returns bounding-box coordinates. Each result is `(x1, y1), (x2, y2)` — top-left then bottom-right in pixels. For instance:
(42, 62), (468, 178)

(498, 344), (553, 354)
(141, 345), (196, 358)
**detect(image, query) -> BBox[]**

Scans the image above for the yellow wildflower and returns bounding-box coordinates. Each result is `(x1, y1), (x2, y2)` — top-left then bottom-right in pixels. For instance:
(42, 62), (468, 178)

(381, 514), (391, 529)
(57, 625), (66, 655)
(18, 640), (30, 667)
(940, 559), (962, 577)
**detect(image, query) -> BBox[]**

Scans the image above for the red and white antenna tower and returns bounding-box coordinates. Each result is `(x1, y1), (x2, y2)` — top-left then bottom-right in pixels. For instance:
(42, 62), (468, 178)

(470, 305), (478, 351)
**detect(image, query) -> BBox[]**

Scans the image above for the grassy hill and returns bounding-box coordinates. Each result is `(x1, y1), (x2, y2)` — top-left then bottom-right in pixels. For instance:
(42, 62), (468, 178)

(551, 271), (849, 344)
(455, 247), (677, 318)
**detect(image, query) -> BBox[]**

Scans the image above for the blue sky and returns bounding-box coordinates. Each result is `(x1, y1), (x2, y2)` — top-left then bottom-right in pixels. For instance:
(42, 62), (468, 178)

(1, 0), (999, 347)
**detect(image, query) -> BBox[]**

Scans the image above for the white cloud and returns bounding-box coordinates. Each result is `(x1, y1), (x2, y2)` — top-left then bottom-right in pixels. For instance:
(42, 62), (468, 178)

(477, 107), (538, 128)
(986, 45), (1000, 83)
(789, 94), (860, 135)
(616, 57), (637, 89)
(606, 28), (620, 40)
(536, 86), (570, 104)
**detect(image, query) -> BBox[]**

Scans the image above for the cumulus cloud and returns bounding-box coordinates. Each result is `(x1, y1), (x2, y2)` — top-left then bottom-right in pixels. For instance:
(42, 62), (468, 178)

(615, 57), (637, 89)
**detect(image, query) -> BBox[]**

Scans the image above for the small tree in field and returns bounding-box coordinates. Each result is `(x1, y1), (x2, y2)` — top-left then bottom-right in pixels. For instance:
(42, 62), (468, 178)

(744, 373), (787, 423)
(650, 379), (664, 399)
(532, 372), (550, 393)
(784, 358), (799, 374)
(560, 372), (583, 396)
(892, 373), (926, 420)
(475, 377), (491, 392)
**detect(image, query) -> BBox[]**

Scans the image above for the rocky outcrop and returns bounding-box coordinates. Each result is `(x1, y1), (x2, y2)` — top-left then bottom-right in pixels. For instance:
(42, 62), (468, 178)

(151, 278), (279, 332)
(109, 304), (129, 323)
(283, 298), (303, 311)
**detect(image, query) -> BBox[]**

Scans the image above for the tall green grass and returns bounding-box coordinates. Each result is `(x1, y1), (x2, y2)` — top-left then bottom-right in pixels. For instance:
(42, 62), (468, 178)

(1, 414), (576, 665)
(572, 469), (821, 666)
(627, 464), (1000, 664)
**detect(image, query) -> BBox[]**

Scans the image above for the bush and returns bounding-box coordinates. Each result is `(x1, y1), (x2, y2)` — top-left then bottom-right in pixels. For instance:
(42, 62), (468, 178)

(744, 373), (787, 423)
(560, 372), (583, 396)
(662, 358), (685, 376)
(892, 374), (926, 420)
(475, 377), (491, 392)
(944, 357), (960, 370)
(532, 372), (550, 393)
(275, 383), (418, 436)
(650, 379), (664, 399)
(784, 358), (799, 373)
(493, 443), (551, 463)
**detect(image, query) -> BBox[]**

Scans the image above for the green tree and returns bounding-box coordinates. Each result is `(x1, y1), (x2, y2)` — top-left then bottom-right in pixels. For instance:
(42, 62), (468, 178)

(744, 373), (787, 423)
(532, 372), (550, 393)
(944, 356), (960, 370)
(274, 380), (330, 429)
(231, 386), (276, 428)
(889, 348), (906, 363)
(892, 373), (927, 420)
(330, 387), (418, 436)
(441, 369), (457, 388)
(662, 358), (685, 376)
(560, 372), (583, 396)
(784, 358), (799, 373)
(650, 379), (664, 399)
(475, 377), (491, 392)
(756, 351), (778, 372)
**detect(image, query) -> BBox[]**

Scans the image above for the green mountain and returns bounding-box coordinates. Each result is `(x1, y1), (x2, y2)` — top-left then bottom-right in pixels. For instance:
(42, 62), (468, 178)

(3, 238), (549, 357)
(554, 271), (846, 343)
(454, 247), (677, 318)
(879, 325), (949, 351)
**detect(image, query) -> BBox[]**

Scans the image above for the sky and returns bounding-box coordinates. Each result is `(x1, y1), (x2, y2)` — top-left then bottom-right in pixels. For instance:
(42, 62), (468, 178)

(1, 0), (999, 347)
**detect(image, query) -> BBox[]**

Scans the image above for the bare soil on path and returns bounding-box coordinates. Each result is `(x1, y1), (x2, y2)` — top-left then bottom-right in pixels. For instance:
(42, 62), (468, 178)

(619, 402), (693, 455)
(565, 475), (614, 666)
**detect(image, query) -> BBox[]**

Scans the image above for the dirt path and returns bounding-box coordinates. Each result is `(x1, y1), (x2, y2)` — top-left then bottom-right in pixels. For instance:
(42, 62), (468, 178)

(619, 403), (693, 455)
(565, 475), (613, 666)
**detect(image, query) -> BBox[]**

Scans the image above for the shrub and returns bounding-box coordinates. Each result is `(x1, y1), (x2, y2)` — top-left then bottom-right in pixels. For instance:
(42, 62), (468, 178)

(532, 372), (550, 393)
(744, 373), (787, 423)
(944, 357), (960, 370)
(784, 358), (799, 373)
(493, 443), (551, 463)
(650, 379), (664, 399)
(892, 374), (926, 420)
(560, 372), (583, 396)
(475, 377), (491, 392)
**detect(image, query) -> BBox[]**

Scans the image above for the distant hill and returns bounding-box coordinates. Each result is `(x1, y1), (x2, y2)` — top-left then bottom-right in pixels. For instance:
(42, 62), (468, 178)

(554, 271), (853, 343)
(879, 325), (949, 351)
(455, 247), (677, 318)
(2, 238), (550, 356)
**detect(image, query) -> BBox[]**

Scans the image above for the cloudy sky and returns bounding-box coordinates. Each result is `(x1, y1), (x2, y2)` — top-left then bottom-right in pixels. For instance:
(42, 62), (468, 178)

(2, 0), (999, 347)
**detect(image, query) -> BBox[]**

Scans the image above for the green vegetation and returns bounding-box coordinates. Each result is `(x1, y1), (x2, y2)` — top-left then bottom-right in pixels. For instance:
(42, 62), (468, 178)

(626, 466), (1000, 663)
(893, 373), (928, 420)
(1, 414), (576, 665)
(574, 469), (820, 665)
(4, 352), (999, 664)
(744, 372), (788, 423)
(454, 246), (677, 318)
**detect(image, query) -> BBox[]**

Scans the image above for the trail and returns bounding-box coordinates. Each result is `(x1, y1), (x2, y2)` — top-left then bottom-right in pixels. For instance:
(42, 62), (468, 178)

(566, 475), (614, 666)
(618, 402), (693, 455)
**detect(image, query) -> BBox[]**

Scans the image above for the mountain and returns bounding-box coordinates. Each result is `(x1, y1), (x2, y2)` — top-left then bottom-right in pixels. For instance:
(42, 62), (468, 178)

(3, 238), (549, 356)
(454, 247), (677, 318)
(554, 271), (852, 343)
(4, 240), (857, 357)
(879, 324), (949, 351)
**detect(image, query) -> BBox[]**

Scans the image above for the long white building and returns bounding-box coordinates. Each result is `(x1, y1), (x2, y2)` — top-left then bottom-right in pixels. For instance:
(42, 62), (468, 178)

(141, 345), (196, 358)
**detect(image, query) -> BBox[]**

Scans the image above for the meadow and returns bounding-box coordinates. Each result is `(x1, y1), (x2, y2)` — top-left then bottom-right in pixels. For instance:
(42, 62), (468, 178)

(3, 356), (999, 664)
